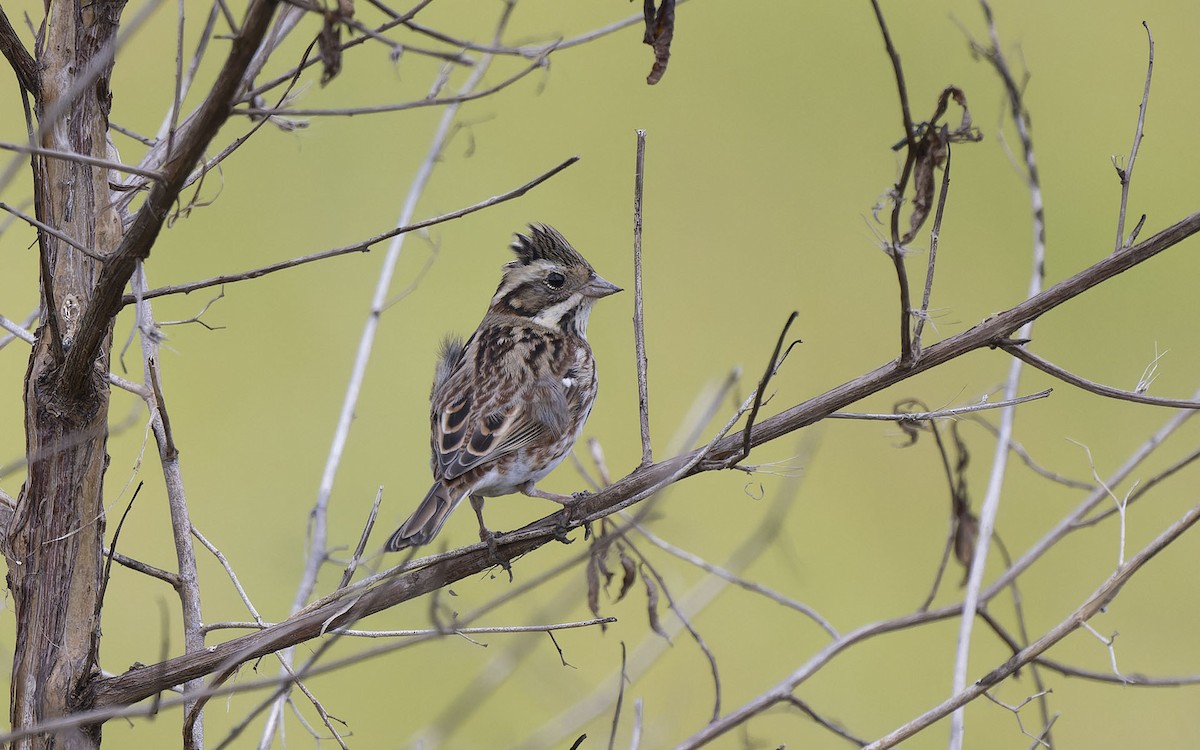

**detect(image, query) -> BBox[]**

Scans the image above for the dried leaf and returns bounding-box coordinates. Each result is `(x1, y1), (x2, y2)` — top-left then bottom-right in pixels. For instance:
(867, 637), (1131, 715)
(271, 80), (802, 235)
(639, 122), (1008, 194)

(901, 86), (982, 244)
(318, 11), (345, 86)
(642, 0), (676, 85)
(902, 124), (948, 244)
(641, 567), (670, 641)
(616, 545), (637, 603)
(585, 555), (602, 622)
(954, 509), (979, 576)
(596, 540), (614, 588)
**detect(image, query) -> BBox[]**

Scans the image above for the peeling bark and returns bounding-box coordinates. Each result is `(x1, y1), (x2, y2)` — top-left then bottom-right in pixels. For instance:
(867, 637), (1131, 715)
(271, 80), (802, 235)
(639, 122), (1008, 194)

(8, 1), (126, 747)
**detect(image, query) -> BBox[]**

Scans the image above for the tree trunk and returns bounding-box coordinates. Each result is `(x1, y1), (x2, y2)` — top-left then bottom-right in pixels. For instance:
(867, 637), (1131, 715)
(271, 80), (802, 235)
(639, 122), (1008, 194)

(7, 1), (126, 747)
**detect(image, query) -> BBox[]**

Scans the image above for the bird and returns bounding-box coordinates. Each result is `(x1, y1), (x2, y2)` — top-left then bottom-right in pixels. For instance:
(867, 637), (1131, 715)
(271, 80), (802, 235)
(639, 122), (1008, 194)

(385, 224), (621, 555)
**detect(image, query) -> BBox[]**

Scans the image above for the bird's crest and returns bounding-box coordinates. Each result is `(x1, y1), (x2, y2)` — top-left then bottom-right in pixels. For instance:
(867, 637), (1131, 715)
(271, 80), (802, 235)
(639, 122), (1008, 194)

(510, 224), (590, 269)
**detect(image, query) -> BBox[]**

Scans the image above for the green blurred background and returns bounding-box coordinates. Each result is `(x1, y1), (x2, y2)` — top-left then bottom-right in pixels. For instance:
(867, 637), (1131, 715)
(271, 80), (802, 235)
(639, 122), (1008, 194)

(3, 0), (1200, 747)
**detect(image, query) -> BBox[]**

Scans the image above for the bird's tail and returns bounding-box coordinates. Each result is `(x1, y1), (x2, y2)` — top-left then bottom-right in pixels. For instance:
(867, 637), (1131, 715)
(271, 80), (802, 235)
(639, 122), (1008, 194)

(385, 482), (461, 551)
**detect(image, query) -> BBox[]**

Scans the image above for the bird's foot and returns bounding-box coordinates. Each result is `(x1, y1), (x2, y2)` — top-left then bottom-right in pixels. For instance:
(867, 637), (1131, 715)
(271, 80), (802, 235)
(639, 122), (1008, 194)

(480, 526), (513, 581)
(552, 492), (593, 543)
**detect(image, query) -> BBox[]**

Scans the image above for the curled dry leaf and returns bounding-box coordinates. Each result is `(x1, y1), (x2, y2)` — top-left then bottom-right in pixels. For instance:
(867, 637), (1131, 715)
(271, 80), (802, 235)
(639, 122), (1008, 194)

(642, 0), (676, 85)
(641, 565), (670, 641)
(617, 545), (637, 603)
(954, 509), (980, 580)
(586, 553), (603, 623)
(900, 86), (983, 244)
(318, 3), (354, 87)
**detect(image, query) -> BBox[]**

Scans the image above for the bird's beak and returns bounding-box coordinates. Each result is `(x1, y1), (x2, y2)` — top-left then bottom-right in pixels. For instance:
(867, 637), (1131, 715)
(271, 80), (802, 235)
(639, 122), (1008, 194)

(581, 273), (623, 299)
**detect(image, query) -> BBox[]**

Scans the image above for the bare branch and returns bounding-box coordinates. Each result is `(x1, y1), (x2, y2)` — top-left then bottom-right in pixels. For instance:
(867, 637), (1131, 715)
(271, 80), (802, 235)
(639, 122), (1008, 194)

(0, 140), (165, 180)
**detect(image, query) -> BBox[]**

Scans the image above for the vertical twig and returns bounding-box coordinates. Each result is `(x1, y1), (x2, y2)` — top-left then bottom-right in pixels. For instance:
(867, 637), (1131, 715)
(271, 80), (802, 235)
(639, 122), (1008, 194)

(632, 129), (652, 467)
(607, 642), (628, 750)
(133, 262), (206, 750)
(868, 0), (916, 365)
(911, 141), (953, 353)
(1113, 22), (1154, 253)
(951, 4), (1045, 749)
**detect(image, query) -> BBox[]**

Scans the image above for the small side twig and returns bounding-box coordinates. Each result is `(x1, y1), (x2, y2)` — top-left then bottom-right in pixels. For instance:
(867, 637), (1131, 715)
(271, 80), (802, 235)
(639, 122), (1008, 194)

(338, 486), (383, 589)
(0, 201), (100, 257)
(911, 137), (953, 354)
(737, 311), (800, 464)
(1113, 22), (1154, 253)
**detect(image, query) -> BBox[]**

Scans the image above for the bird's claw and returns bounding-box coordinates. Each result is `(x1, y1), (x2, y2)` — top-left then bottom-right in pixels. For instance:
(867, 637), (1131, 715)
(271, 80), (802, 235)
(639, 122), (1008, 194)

(480, 527), (513, 581)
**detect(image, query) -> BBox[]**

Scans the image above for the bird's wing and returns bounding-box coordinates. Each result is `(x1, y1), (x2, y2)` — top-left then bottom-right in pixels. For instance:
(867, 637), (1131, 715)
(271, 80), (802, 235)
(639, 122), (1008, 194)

(431, 332), (571, 482)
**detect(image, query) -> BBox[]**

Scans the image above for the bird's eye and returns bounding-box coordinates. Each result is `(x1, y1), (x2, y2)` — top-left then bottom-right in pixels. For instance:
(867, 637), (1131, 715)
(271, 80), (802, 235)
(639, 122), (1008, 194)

(545, 271), (566, 290)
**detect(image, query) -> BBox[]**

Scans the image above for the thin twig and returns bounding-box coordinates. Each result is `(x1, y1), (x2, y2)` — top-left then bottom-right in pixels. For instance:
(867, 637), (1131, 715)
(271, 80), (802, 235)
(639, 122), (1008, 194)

(630, 520), (839, 639)
(1113, 23), (1154, 253)
(0, 140), (165, 181)
(632, 129), (652, 467)
(868, 0), (917, 364)
(105, 549), (179, 586)
(338, 486), (383, 589)
(737, 311), (800, 463)
(0, 201), (98, 256)
(608, 643), (628, 750)
(120, 156), (578, 306)
(968, 416), (1094, 491)
(830, 389), (1051, 421)
(787, 696), (871, 747)
(237, 49), (551, 118)
(1000, 341), (1200, 409)
(911, 138), (953, 353)
(1077, 444), (1200, 528)
(191, 526), (266, 627)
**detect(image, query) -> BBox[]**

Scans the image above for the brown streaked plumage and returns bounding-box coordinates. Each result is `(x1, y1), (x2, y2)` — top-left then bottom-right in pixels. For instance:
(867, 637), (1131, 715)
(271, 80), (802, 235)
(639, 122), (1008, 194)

(386, 225), (621, 552)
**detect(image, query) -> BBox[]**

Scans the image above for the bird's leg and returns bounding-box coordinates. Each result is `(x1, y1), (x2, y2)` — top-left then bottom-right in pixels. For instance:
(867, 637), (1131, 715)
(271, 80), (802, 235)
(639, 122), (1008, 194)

(522, 482), (592, 543)
(520, 482), (574, 504)
(469, 494), (511, 579)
